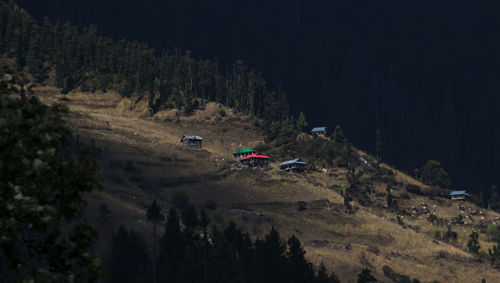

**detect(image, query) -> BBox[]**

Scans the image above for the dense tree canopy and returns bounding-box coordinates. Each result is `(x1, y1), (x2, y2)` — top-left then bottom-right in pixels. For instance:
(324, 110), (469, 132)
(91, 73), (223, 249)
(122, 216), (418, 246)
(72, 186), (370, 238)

(0, 67), (101, 281)
(109, 206), (340, 283)
(0, 0), (289, 125)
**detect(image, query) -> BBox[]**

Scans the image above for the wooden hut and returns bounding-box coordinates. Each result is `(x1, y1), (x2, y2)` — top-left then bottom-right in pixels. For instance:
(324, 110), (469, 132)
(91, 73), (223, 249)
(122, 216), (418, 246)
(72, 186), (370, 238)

(450, 190), (470, 201)
(240, 153), (270, 168)
(181, 135), (203, 149)
(232, 147), (256, 159)
(311, 127), (327, 136)
(279, 158), (307, 172)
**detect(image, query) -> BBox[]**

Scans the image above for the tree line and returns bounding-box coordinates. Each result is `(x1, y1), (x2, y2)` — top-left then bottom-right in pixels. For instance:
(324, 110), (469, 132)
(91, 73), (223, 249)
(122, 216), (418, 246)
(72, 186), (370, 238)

(108, 199), (366, 283)
(0, 0), (289, 123)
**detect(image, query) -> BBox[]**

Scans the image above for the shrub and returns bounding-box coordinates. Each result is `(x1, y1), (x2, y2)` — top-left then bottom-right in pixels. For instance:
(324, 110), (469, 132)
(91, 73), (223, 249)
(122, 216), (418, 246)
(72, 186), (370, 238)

(218, 108), (226, 117)
(487, 224), (500, 242)
(414, 160), (452, 188)
(297, 201), (307, 211)
(382, 265), (411, 283)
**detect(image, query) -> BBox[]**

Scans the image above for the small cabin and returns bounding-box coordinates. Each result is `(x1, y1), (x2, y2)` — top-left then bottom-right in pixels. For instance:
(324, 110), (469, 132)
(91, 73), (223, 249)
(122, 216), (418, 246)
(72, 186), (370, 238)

(181, 135), (203, 149)
(240, 153), (270, 168)
(311, 127), (327, 136)
(279, 158), (307, 172)
(450, 190), (470, 201)
(232, 147), (256, 159)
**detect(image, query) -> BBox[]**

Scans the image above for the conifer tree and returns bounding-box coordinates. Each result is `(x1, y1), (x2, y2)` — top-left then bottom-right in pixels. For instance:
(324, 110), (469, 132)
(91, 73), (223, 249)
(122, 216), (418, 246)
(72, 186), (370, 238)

(107, 226), (152, 283)
(333, 125), (346, 144)
(146, 200), (164, 283)
(255, 227), (286, 283)
(296, 112), (308, 132)
(157, 208), (184, 283)
(386, 184), (394, 208)
(286, 235), (315, 282)
(490, 185), (499, 211)
(375, 130), (382, 163)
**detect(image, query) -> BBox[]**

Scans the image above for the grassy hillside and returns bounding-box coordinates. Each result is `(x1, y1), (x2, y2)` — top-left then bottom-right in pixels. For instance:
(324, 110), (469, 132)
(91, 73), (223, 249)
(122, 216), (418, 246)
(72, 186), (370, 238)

(35, 87), (500, 282)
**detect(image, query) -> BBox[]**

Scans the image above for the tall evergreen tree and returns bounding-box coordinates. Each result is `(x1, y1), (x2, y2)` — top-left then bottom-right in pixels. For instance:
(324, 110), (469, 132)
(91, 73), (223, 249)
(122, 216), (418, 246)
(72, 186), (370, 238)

(146, 200), (164, 283)
(375, 130), (382, 163)
(107, 226), (152, 283)
(296, 112), (308, 132)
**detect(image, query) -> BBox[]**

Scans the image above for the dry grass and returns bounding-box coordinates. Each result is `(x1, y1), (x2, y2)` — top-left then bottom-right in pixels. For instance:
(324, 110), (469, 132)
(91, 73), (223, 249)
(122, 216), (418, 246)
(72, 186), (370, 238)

(32, 87), (500, 282)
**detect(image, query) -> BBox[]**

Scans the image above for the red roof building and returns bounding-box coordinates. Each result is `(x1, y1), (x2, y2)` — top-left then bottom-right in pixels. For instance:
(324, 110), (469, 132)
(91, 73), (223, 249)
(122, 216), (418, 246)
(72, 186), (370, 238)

(240, 153), (270, 168)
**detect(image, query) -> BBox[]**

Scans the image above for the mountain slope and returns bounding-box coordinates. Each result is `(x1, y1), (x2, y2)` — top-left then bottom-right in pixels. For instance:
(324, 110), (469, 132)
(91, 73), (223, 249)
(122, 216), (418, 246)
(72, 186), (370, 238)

(36, 87), (500, 282)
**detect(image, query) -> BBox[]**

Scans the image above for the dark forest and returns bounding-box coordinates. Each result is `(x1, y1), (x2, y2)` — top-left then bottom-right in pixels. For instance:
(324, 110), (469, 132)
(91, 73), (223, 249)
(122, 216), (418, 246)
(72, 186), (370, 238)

(15, 0), (500, 194)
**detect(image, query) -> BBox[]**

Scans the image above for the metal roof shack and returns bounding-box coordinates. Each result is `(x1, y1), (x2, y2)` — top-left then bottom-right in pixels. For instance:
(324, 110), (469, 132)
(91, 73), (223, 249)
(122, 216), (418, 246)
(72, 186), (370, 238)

(240, 153), (270, 168)
(232, 147), (256, 159)
(450, 190), (470, 201)
(181, 135), (203, 149)
(279, 158), (307, 172)
(311, 127), (327, 135)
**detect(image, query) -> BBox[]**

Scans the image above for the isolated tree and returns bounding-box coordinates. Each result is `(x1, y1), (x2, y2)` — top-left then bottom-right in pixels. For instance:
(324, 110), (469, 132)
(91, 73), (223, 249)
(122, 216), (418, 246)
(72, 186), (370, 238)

(488, 241), (500, 266)
(467, 230), (481, 254)
(386, 184), (394, 208)
(333, 125), (346, 144)
(489, 185), (500, 211)
(443, 226), (457, 243)
(375, 130), (382, 163)
(296, 112), (308, 132)
(0, 69), (101, 281)
(146, 200), (164, 283)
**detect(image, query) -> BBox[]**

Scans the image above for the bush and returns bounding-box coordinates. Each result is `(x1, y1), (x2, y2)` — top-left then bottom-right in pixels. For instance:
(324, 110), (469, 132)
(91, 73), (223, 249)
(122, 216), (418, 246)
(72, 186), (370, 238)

(487, 224), (500, 242)
(423, 186), (442, 198)
(382, 265), (411, 283)
(218, 108), (226, 117)
(414, 160), (452, 188)
(297, 201), (307, 211)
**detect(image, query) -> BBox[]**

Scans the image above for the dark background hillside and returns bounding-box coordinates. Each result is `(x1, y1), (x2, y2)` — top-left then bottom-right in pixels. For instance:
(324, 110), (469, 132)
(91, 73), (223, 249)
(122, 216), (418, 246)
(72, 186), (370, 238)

(15, 0), (500, 194)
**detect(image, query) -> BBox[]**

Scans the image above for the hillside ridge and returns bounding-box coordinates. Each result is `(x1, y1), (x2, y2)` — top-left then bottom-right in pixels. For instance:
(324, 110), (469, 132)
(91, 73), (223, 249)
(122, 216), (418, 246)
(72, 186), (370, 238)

(33, 87), (500, 282)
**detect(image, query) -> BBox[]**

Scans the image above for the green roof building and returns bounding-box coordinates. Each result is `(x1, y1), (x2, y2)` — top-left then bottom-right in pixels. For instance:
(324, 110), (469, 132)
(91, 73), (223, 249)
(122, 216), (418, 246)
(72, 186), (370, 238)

(232, 147), (256, 159)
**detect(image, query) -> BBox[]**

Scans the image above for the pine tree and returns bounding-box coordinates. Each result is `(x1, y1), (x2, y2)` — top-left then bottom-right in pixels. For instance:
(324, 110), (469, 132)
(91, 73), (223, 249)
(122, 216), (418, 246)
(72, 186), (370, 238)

(296, 112), (308, 132)
(386, 184), (394, 208)
(107, 226), (152, 283)
(490, 185), (499, 211)
(255, 227), (286, 283)
(157, 208), (184, 283)
(286, 235), (315, 282)
(333, 125), (346, 144)
(146, 200), (164, 283)
(375, 130), (382, 163)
